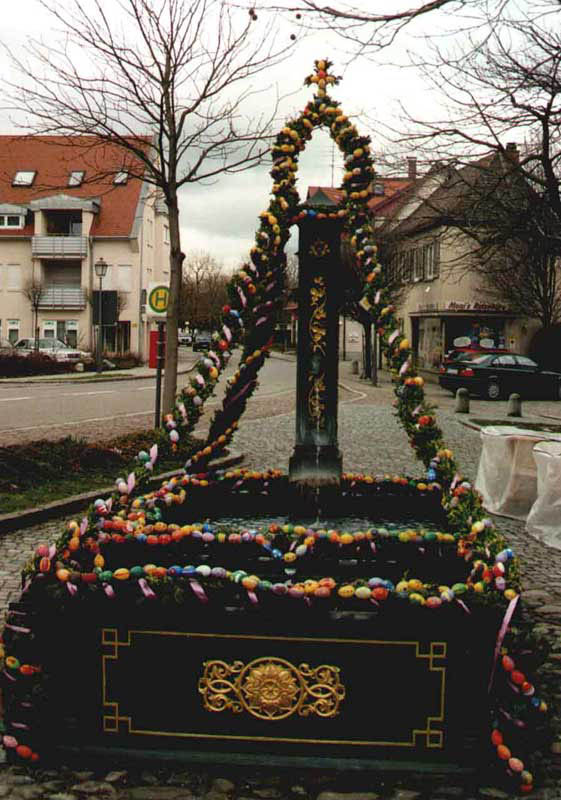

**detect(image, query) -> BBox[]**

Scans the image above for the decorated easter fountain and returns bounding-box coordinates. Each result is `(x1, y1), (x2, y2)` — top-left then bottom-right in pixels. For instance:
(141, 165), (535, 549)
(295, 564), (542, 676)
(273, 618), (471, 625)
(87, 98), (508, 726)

(1, 62), (550, 792)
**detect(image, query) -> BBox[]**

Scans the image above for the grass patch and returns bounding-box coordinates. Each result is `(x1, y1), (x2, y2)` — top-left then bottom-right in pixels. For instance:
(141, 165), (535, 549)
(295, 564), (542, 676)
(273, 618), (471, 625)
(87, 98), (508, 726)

(0, 430), (203, 515)
(470, 418), (561, 434)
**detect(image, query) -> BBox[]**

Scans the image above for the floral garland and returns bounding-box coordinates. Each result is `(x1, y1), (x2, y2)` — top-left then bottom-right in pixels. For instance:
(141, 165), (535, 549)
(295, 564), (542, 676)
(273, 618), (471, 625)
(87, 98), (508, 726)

(0, 62), (551, 791)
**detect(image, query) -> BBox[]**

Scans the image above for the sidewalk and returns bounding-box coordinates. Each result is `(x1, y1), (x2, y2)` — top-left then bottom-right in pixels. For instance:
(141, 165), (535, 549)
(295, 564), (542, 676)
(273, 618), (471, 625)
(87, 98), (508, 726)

(0, 362), (194, 385)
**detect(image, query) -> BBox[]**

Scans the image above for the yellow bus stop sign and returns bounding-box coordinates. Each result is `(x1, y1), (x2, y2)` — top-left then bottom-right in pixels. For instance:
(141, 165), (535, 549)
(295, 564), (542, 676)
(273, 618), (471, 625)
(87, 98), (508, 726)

(147, 284), (169, 316)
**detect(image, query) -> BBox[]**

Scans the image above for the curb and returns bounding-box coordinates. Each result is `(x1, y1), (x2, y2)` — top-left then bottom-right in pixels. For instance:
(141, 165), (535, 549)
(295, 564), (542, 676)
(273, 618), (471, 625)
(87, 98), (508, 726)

(0, 366), (193, 386)
(0, 451), (245, 536)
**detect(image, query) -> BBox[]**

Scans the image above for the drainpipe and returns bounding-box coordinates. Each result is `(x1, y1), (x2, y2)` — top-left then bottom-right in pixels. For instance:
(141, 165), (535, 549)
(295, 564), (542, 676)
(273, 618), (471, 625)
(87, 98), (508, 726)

(88, 236), (94, 352)
(137, 217), (145, 361)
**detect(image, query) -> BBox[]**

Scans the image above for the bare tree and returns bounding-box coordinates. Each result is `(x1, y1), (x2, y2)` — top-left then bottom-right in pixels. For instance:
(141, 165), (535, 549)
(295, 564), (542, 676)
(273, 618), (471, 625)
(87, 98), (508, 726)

(396, 7), (561, 330)
(3, 0), (292, 414)
(21, 279), (44, 351)
(256, 0), (473, 52)
(180, 250), (230, 329)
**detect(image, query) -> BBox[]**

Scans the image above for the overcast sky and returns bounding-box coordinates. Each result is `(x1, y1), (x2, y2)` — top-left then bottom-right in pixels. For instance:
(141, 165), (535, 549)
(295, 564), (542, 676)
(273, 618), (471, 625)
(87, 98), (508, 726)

(0, 0), (543, 269)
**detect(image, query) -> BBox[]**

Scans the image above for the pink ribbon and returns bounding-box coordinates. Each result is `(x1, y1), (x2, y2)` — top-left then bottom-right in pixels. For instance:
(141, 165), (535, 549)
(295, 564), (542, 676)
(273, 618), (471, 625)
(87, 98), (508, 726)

(247, 590), (259, 605)
(488, 594), (519, 693)
(189, 578), (208, 603)
(138, 578), (156, 599)
(237, 287), (247, 307)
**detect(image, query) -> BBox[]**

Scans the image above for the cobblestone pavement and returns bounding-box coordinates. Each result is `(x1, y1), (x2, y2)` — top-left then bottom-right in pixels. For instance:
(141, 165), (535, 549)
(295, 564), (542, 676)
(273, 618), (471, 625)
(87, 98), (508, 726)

(1, 371), (561, 798)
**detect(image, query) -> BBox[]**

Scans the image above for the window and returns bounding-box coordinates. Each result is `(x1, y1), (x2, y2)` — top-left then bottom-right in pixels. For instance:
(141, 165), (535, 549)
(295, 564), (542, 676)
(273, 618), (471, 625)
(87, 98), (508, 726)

(68, 171), (85, 187)
(7, 265), (22, 290)
(494, 355), (516, 367)
(515, 356), (537, 369)
(13, 171), (36, 186)
(164, 225), (170, 245)
(425, 241), (440, 279)
(113, 171), (128, 185)
(0, 215), (23, 229)
(7, 319), (20, 344)
(414, 248), (424, 281)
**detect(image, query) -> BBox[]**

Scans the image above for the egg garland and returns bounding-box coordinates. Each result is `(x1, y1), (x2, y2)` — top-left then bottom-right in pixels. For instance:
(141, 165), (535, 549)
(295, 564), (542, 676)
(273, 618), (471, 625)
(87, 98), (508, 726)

(1, 61), (551, 791)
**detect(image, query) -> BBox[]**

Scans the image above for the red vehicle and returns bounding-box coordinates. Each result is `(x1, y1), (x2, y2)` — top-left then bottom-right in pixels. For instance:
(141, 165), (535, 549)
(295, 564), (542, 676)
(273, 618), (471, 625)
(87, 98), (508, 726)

(441, 346), (509, 369)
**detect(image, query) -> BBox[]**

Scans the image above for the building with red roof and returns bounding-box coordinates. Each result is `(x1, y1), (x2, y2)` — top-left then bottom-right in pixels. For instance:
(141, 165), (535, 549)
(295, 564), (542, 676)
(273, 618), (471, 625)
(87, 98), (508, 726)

(0, 135), (169, 357)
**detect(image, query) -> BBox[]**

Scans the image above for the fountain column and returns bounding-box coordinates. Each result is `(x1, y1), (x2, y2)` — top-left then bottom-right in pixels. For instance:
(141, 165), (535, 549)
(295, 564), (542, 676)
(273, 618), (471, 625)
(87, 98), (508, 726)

(289, 209), (344, 488)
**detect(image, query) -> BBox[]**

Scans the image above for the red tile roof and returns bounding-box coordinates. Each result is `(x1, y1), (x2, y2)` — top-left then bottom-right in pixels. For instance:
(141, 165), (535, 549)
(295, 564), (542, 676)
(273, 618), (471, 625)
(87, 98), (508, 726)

(0, 135), (152, 237)
(307, 176), (414, 217)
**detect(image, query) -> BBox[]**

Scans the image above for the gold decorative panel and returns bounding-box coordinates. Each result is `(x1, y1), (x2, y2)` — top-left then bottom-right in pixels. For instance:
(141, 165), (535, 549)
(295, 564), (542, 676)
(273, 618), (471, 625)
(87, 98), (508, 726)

(198, 657), (345, 720)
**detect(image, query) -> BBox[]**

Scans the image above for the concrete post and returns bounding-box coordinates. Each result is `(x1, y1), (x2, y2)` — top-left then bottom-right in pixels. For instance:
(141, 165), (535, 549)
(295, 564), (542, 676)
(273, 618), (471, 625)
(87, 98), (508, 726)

(507, 393), (522, 417)
(455, 387), (470, 414)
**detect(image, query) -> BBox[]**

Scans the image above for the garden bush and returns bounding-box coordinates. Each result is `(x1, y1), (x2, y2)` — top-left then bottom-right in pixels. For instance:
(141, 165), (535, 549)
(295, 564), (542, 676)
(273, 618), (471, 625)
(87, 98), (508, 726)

(0, 353), (73, 378)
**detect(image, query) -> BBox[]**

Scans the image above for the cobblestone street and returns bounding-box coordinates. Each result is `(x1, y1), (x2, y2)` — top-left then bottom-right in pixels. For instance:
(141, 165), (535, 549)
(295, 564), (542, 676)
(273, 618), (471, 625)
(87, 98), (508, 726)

(1, 364), (561, 798)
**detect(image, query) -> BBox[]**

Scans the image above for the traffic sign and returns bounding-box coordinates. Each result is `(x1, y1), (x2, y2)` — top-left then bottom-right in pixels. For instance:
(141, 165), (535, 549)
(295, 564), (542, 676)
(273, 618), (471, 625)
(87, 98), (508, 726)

(147, 283), (169, 317)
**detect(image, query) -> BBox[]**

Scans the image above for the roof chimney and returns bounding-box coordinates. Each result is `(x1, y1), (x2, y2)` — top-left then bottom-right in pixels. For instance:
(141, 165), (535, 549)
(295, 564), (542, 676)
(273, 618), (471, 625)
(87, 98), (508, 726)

(505, 142), (519, 163)
(407, 157), (417, 180)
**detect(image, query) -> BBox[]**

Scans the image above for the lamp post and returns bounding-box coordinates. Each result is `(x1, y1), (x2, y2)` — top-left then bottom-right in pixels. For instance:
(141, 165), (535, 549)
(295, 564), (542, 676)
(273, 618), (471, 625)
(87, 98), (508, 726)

(94, 257), (108, 374)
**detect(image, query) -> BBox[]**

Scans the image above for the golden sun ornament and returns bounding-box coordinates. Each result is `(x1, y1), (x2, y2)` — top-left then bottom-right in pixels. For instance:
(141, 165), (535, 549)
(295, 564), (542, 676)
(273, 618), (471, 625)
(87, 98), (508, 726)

(242, 661), (300, 718)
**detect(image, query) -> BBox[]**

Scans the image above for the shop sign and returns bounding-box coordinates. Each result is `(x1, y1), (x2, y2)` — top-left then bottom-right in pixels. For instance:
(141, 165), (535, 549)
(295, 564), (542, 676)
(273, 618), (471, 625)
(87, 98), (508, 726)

(446, 301), (510, 312)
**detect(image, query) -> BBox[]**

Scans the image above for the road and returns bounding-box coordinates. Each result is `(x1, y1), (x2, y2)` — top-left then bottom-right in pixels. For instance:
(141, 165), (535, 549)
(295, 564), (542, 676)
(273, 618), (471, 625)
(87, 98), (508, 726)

(1, 351), (560, 448)
(0, 354), (299, 446)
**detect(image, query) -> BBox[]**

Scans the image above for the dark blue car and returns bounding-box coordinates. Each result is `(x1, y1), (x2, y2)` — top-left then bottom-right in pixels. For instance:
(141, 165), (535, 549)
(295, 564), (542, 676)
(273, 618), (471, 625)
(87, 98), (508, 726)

(439, 353), (561, 400)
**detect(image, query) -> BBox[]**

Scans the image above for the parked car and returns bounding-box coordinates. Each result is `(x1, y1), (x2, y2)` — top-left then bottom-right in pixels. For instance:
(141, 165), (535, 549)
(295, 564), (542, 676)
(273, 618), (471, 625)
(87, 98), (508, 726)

(0, 338), (15, 354)
(178, 331), (192, 346)
(14, 338), (83, 365)
(192, 330), (213, 352)
(439, 352), (561, 400)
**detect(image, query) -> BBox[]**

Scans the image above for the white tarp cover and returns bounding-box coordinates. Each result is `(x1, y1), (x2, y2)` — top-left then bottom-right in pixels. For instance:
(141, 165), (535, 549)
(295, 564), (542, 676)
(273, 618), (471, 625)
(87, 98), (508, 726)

(475, 426), (561, 521)
(526, 441), (561, 549)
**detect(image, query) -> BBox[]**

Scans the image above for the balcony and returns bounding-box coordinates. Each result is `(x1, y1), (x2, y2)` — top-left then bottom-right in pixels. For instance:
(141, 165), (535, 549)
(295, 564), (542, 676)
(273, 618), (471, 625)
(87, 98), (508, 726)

(32, 236), (88, 258)
(37, 286), (87, 310)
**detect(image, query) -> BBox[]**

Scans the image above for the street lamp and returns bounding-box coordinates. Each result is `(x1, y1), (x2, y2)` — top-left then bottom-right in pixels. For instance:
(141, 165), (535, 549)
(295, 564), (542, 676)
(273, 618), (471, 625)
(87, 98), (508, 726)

(94, 257), (108, 373)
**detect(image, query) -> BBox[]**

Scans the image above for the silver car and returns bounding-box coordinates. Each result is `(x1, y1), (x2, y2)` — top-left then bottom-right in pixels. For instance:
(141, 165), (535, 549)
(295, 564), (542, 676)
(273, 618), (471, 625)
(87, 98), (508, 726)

(14, 338), (83, 363)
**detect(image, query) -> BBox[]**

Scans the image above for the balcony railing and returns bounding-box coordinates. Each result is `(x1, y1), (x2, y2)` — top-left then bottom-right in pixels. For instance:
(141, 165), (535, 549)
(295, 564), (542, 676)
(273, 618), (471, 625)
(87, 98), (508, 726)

(32, 235), (88, 258)
(37, 286), (87, 309)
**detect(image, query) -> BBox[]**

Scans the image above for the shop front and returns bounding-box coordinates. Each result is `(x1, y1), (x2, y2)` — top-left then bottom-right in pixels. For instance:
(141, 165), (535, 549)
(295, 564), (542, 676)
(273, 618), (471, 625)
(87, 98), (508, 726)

(410, 301), (518, 371)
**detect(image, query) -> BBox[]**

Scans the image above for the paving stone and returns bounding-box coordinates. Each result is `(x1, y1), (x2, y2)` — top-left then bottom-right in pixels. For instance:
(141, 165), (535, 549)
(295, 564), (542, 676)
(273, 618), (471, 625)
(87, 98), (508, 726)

(317, 794), (381, 800)
(70, 782), (116, 797)
(0, 785), (11, 798)
(477, 790), (510, 799)
(129, 789), (194, 800)
(391, 791), (421, 800)
(104, 772), (128, 785)
(12, 786), (45, 800)
(210, 781), (235, 794)
(48, 794), (79, 800)
(522, 589), (554, 607)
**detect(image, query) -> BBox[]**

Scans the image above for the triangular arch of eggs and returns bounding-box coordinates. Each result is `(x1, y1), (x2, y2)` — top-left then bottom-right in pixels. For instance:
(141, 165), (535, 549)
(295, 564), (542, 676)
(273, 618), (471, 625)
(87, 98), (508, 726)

(4, 61), (544, 792)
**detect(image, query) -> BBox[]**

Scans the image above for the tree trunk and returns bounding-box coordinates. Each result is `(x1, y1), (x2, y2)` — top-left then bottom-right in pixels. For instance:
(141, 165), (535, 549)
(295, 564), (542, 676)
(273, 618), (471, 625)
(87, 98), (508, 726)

(162, 197), (183, 416)
(372, 331), (378, 386)
(362, 321), (372, 379)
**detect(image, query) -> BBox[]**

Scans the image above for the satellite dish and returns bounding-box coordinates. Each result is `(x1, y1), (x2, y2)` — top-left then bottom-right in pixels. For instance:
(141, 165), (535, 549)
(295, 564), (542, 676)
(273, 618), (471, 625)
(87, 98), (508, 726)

(453, 336), (471, 347)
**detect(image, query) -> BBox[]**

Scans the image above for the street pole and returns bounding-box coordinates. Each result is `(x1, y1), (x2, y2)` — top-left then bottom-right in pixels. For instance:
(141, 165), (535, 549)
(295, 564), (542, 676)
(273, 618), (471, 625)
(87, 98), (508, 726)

(94, 258), (108, 374)
(154, 321), (165, 428)
(97, 275), (103, 374)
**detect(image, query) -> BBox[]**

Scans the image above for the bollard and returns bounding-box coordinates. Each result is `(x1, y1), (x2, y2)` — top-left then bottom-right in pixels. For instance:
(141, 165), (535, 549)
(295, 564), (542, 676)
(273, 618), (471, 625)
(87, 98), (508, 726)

(351, 360), (359, 375)
(455, 387), (470, 414)
(507, 393), (522, 417)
